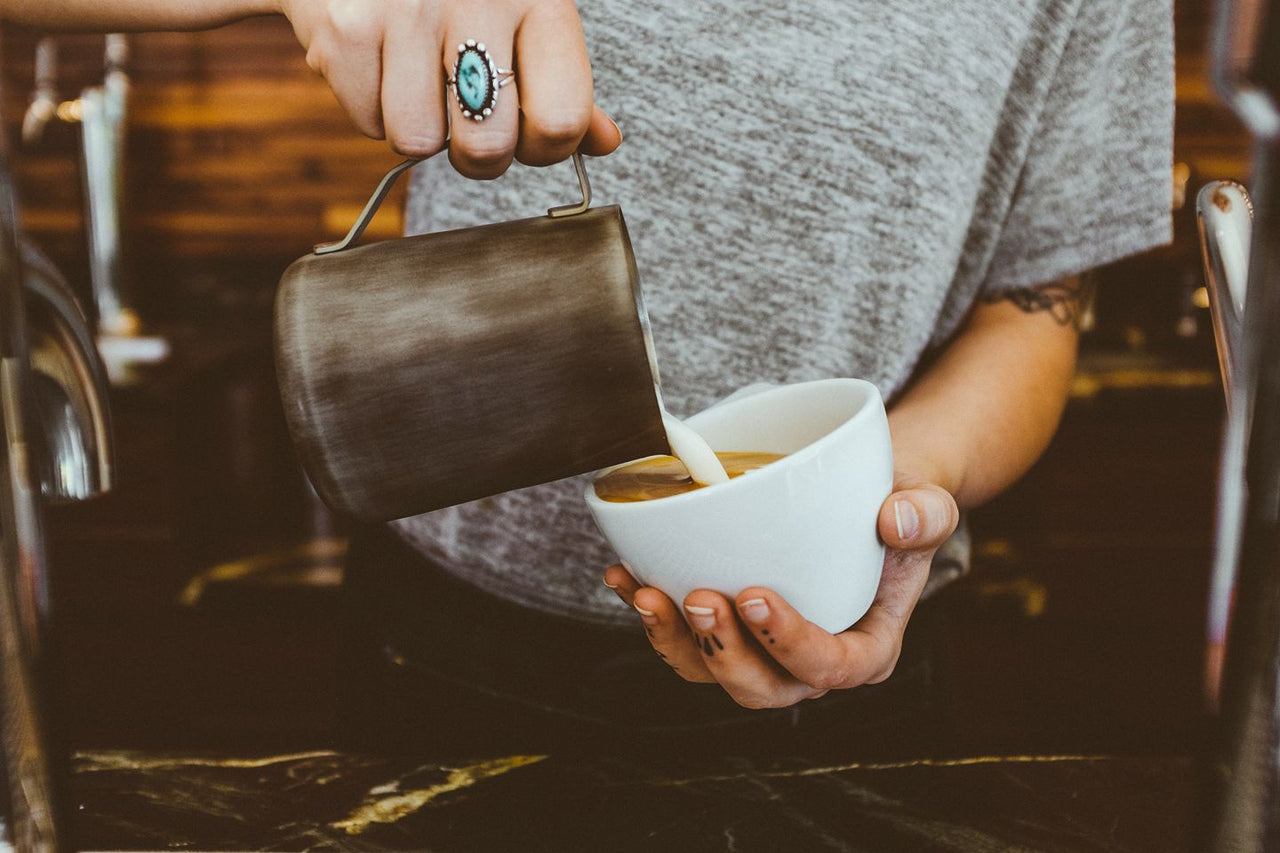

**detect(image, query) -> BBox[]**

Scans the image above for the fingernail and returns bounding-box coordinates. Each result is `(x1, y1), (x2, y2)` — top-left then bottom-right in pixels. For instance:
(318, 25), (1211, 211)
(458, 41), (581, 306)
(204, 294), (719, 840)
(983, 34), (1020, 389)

(634, 602), (658, 625)
(609, 116), (624, 144)
(603, 580), (619, 589)
(894, 499), (919, 542)
(684, 604), (715, 631)
(739, 598), (770, 625)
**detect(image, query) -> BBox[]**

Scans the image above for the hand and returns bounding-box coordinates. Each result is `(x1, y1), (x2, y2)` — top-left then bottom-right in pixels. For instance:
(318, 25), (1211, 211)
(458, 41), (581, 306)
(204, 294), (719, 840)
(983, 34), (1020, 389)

(603, 476), (959, 709)
(277, 0), (623, 176)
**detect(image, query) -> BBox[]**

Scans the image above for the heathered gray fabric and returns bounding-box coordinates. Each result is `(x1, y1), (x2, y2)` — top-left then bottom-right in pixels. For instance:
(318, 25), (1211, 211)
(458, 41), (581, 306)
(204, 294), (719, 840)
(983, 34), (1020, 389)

(392, 0), (1173, 626)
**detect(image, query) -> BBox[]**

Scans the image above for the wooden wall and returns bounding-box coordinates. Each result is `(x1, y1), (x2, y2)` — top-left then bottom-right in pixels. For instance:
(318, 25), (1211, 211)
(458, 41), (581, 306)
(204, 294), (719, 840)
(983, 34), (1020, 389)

(3, 17), (407, 317)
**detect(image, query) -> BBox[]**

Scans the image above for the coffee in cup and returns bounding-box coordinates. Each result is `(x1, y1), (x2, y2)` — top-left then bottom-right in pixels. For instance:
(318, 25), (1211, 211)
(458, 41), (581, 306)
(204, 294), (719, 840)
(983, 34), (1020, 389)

(593, 451), (786, 503)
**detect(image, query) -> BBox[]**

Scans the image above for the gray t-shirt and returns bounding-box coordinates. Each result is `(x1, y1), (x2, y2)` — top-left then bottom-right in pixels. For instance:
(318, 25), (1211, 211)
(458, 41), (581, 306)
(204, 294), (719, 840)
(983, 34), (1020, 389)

(393, 0), (1173, 625)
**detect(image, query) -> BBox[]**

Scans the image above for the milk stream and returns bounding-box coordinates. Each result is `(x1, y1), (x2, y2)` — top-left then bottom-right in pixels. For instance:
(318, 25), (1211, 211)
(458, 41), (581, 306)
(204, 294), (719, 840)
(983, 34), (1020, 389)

(660, 410), (729, 486)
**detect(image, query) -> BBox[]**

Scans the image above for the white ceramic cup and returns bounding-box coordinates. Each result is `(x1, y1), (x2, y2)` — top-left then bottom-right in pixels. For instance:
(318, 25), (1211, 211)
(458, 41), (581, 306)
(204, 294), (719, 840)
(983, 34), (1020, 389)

(585, 378), (894, 634)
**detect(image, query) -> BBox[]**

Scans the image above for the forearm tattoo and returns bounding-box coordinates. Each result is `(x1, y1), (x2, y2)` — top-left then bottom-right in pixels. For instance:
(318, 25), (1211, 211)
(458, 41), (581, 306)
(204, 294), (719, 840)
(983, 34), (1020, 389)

(980, 278), (1094, 329)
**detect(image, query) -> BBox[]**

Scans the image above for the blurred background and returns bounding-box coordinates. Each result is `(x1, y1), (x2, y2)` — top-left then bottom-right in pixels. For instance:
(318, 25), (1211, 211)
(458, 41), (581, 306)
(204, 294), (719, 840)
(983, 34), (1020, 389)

(0, 0), (1251, 757)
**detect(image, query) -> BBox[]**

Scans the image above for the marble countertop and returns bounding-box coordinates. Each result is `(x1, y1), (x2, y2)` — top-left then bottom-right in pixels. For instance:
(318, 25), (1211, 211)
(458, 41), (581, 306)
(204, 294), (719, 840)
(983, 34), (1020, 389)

(69, 748), (1194, 852)
(38, 338), (1215, 852)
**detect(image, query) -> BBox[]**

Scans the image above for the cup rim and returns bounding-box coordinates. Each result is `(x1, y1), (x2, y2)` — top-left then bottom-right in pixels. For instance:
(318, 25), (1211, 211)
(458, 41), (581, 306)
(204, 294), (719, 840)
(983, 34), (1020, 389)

(584, 377), (882, 510)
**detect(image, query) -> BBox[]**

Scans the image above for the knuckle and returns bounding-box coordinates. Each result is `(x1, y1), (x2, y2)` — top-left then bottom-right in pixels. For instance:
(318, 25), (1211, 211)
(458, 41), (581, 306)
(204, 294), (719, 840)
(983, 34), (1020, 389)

(324, 0), (379, 42)
(304, 45), (326, 75)
(524, 0), (577, 20)
(733, 693), (775, 710)
(527, 109), (591, 150)
(865, 645), (903, 685)
(388, 0), (427, 16)
(804, 669), (848, 692)
(674, 665), (715, 684)
(387, 128), (446, 158)
(865, 660), (899, 685)
(451, 138), (514, 177)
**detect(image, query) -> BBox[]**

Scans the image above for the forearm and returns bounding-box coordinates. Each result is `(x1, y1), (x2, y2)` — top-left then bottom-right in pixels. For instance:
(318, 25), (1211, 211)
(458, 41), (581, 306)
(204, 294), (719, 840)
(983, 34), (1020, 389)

(887, 277), (1084, 509)
(1, 0), (280, 31)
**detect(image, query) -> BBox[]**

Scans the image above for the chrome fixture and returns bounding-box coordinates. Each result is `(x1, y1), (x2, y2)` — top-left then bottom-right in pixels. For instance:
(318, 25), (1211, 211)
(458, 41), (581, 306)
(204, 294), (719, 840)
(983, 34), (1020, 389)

(21, 240), (112, 502)
(20, 39), (57, 148)
(0, 154), (69, 853)
(0, 37), (120, 851)
(1199, 0), (1280, 849)
(20, 34), (169, 384)
(78, 34), (133, 339)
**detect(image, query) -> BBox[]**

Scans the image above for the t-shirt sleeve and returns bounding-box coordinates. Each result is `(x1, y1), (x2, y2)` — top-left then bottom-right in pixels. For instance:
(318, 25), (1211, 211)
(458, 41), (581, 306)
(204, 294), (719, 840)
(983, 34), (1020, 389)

(982, 0), (1173, 294)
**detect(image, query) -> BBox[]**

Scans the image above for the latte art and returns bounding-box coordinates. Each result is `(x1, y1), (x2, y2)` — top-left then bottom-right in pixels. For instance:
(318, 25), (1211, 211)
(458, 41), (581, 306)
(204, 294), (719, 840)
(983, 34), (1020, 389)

(593, 451), (786, 503)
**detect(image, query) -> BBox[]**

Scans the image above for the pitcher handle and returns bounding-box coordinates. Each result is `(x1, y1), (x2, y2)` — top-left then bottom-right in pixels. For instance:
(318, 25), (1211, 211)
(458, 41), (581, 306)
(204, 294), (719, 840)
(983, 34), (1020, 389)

(314, 150), (593, 256)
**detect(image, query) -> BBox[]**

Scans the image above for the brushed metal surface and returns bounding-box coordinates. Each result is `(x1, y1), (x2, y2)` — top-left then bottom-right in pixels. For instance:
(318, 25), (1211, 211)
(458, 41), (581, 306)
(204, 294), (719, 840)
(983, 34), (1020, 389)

(275, 205), (668, 521)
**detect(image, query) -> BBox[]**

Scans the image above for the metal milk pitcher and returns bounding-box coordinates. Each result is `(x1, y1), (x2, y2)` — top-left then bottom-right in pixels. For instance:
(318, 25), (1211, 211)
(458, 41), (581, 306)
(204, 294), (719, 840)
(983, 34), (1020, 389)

(274, 153), (669, 522)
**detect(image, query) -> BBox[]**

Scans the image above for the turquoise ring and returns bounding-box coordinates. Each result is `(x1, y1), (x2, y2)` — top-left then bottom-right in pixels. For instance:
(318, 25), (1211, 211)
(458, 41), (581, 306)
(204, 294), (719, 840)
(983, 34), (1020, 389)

(449, 40), (515, 121)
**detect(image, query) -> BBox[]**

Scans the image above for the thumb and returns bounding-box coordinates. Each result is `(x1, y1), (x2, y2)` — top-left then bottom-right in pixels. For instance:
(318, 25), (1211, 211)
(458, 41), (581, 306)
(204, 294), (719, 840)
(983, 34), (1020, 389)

(878, 484), (959, 551)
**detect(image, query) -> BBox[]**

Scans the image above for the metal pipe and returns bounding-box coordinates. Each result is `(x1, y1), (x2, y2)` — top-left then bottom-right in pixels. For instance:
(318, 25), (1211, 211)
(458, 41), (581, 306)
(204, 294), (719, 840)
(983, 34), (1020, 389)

(1197, 180), (1252, 722)
(20, 240), (112, 502)
(0, 132), (65, 853)
(20, 39), (58, 148)
(1203, 140), (1280, 852)
(1200, 0), (1280, 847)
(78, 36), (133, 338)
(1197, 180), (1251, 412)
(0, 35), (120, 852)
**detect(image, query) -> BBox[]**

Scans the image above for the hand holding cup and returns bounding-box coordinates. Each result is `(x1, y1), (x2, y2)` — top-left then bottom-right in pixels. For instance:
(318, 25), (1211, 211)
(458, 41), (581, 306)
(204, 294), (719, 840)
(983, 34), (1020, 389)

(589, 379), (960, 708)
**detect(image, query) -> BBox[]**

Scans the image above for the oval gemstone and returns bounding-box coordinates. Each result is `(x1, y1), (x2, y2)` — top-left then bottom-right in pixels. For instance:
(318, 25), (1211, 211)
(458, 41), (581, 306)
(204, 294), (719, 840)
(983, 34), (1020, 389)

(455, 49), (492, 113)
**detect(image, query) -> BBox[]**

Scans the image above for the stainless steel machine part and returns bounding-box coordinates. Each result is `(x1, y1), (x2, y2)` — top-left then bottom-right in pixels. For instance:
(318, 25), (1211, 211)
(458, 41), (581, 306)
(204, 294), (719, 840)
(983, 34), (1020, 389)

(1201, 0), (1280, 848)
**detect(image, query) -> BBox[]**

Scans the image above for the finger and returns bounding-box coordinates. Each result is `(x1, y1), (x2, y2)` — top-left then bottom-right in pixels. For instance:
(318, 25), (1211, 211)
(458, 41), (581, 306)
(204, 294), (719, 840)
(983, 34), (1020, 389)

(578, 104), (623, 157)
(379, 3), (446, 157)
(305, 8), (385, 138)
(633, 587), (716, 683)
(603, 563), (641, 605)
(443, 30), (519, 178)
(735, 587), (908, 689)
(878, 484), (959, 551)
(684, 590), (821, 709)
(603, 570), (711, 681)
(512, 0), (593, 166)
